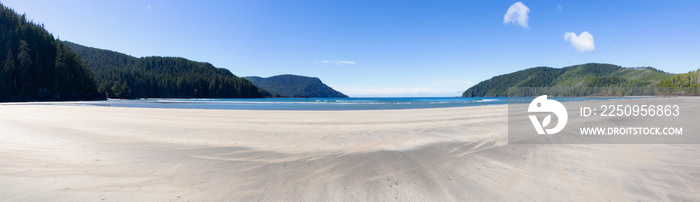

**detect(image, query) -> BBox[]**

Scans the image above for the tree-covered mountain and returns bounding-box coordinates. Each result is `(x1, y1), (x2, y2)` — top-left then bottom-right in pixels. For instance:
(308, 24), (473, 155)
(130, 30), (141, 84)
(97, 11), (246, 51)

(462, 63), (673, 97)
(244, 75), (348, 98)
(65, 42), (262, 98)
(658, 69), (700, 87)
(0, 4), (99, 101)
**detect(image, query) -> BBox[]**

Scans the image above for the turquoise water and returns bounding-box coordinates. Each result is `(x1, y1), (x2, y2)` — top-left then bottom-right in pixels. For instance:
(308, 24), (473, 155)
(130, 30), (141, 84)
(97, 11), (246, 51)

(82, 97), (503, 110)
(77, 97), (635, 110)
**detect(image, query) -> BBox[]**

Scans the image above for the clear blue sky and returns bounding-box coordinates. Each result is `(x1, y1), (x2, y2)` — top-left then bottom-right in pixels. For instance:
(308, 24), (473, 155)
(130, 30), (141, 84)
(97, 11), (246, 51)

(3, 0), (700, 97)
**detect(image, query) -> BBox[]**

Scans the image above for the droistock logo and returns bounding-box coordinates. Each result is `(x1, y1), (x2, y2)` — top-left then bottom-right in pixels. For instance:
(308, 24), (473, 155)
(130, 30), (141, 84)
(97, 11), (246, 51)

(528, 95), (568, 134)
(509, 87), (698, 144)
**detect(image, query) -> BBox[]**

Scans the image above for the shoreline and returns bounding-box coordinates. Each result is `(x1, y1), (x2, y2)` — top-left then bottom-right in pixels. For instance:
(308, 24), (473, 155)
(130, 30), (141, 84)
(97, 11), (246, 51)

(0, 96), (651, 112)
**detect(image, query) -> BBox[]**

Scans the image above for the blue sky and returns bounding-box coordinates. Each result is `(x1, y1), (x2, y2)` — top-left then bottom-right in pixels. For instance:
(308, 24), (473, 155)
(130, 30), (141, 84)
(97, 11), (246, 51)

(3, 0), (700, 97)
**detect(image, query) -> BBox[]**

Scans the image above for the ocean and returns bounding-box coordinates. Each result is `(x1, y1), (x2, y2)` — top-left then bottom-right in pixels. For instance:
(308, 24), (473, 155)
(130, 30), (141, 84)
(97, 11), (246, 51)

(74, 97), (635, 110)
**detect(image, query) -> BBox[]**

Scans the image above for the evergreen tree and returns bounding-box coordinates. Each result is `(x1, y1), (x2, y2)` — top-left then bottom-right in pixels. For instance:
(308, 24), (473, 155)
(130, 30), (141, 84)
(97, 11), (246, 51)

(2, 51), (14, 90)
(111, 82), (123, 98)
(0, 3), (100, 100)
(17, 40), (32, 91)
(98, 82), (111, 98)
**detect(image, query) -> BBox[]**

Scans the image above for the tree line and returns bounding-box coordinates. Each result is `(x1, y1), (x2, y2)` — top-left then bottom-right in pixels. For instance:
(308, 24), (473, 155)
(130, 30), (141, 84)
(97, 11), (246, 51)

(462, 63), (673, 97)
(65, 41), (264, 99)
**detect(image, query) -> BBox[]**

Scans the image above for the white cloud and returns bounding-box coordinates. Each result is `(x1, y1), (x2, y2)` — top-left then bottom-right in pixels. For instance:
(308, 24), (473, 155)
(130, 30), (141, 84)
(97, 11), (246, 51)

(313, 60), (356, 65)
(504, 2), (530, 28)
(564, 31), (595, 52)
(146, 5), (152, 10)
(557, 4), (562, 11)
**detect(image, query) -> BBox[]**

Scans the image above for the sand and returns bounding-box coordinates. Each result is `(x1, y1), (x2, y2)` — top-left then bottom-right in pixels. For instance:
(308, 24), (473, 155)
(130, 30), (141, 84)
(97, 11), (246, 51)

(0, 99), (699, 201)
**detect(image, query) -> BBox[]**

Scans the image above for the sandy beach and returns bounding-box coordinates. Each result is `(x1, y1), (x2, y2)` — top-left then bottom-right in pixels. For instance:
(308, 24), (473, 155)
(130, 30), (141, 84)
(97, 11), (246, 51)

(1, 100), (699, 201)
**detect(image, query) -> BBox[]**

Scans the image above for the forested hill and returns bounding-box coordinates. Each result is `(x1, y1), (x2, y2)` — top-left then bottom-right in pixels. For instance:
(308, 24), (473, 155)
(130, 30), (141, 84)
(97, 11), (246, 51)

(462, 63), (673, 97)
(65, 42), (262, 98)
(658, 69), (700, 87)
(244, 75), (348, 98)
(0, 4), (99, 101)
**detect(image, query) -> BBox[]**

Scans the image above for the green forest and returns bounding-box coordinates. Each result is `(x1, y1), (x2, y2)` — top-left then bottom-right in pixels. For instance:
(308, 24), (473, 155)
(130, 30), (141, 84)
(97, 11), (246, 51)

(658, 69), (700, 87)
(0, 4), (99, 100)
(65, 42), (262, 98)
(244, 75), (348, 98)
(462, 63), (675, 97)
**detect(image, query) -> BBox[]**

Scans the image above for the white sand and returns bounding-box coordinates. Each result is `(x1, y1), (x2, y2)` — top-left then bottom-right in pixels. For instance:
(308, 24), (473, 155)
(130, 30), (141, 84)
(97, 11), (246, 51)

(0, 101), (698, 201)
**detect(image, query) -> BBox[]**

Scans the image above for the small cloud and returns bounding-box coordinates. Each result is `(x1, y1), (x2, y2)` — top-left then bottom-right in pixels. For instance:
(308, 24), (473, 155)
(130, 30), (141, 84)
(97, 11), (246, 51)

(557, 4), (562, 11)
(335, 61), (356, 65)
(564, 31), (595, 52)
(146, 5), (152, 10)
(313, 60), (356, 65)
(504, 2), (530, 28)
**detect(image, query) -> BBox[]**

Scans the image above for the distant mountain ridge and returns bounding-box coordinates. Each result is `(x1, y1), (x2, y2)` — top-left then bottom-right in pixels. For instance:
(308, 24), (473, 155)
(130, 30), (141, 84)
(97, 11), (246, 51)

(462, 63), (673, 97)
(65, 41), (262, 98)
(244, 75), (348, 98)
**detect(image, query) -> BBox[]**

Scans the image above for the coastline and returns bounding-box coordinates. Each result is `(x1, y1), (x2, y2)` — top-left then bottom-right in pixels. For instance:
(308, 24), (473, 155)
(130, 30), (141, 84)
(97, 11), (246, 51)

(1, 99), (698, 201)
